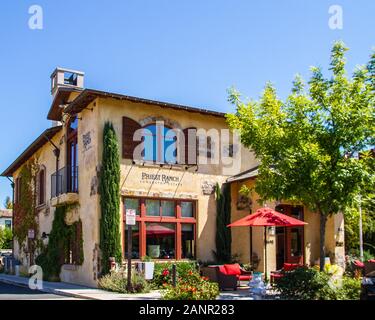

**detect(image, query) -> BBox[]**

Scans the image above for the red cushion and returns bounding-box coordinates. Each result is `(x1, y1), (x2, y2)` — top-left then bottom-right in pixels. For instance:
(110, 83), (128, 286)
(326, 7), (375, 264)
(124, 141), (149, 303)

(224, 264), (241, 275)
(354, 260), (365, 268)
(237, 275), (252, 281)
(283, 263), (300, 271)
(218, 265), (228, 275)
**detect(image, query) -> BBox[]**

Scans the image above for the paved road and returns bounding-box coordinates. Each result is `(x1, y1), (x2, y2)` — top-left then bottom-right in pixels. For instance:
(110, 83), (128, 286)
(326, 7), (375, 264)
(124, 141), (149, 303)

(0, 282), (81, 300)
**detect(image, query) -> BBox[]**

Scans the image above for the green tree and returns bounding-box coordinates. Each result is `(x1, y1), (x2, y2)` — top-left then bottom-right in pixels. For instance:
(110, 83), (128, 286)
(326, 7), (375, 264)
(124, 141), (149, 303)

(0, 227), (13, 249)
(344, 152), (375, 256)
(4, 196), (12, 210)
(227, 42), (375, 270)
(100, 122), (122, 275)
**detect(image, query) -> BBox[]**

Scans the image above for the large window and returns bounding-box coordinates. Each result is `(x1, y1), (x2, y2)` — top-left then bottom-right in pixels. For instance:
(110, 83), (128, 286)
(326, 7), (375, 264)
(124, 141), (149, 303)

(143, 124), (177, 164)
(123, 197), (196, 260)
(38, 168), (46, 206)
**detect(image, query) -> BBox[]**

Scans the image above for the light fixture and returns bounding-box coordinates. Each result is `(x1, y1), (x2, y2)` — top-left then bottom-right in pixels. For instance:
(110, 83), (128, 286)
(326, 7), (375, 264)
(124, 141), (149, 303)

(268, 226), (276, 236)
(41, 232), (49, 239)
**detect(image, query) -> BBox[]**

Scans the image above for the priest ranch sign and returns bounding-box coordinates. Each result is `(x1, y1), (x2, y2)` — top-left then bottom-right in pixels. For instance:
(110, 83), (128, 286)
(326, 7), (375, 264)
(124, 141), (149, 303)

(140, 172), (181, 186)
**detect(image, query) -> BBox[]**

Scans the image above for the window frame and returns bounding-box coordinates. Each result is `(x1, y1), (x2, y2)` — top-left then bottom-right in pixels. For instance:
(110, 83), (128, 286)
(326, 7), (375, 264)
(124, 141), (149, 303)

(37, 166), (46, 206)
(123, 196), (197, 260)
(142, 123), (178, 164)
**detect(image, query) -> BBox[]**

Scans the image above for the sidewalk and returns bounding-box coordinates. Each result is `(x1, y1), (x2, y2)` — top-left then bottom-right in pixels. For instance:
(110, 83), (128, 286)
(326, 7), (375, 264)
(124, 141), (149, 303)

(0, 274), (161, 300)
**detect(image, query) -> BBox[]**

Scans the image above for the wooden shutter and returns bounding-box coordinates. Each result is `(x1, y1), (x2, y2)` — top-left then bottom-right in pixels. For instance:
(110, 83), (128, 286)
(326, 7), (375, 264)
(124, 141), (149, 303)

(122, 117), (142, 160)
(183, 128), (197, 165)
(39, 170), (45, 205)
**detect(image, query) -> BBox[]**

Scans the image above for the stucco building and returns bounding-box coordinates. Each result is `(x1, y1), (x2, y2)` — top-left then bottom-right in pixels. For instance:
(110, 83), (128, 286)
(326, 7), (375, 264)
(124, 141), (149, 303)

(0, 209), (12, 230)
(1, 68), (345, 287)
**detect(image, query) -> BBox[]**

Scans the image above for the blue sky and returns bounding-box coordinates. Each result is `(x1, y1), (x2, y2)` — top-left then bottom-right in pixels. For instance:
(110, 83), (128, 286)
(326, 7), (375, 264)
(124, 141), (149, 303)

(0, 0), (374, 206)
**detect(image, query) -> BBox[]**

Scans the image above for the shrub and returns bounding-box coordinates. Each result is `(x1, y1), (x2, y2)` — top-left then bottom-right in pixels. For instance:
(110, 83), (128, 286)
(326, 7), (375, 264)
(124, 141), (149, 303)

(273, 266), (362, 300)
(98, 270), (150, 294)
(273, 267), (336, 300)
(152, 262), (197, 289)
(0, 228), (13, 249)
(336, 276), (361, 300)
(162, 271), (219, 300)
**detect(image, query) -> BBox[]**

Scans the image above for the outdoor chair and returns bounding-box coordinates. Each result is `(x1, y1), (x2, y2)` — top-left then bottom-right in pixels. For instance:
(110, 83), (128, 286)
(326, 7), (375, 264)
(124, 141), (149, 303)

(270, 262), (302, 283)
(215, 264), (252, 290)
(215, 266), (238, 291)
(364, 260), (375, 277)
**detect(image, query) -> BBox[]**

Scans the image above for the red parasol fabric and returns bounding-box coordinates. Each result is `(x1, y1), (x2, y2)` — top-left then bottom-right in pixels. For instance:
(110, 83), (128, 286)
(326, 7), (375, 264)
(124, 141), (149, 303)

(227, 207), (307, 280)
(133, 224), (176, 237)
(228, 207), (307, 227)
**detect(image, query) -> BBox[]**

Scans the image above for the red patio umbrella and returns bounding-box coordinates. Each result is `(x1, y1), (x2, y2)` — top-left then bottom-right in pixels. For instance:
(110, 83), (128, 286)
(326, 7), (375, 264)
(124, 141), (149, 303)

(133, 224), (176, 237)
(227, 207), (307, 279)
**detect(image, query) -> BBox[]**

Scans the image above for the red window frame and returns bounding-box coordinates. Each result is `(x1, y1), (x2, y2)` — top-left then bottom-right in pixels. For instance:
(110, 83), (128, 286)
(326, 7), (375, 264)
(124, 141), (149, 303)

(123, 197), (197, 260)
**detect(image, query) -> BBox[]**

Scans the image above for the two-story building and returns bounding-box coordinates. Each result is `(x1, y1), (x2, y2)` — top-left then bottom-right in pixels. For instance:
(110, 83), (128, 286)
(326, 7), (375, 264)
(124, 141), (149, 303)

(1, 68), (345, 287)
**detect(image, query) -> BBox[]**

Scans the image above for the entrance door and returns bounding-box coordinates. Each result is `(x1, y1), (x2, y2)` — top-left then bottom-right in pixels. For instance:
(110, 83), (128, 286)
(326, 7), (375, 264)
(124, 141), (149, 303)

(275, 205), (305, 265)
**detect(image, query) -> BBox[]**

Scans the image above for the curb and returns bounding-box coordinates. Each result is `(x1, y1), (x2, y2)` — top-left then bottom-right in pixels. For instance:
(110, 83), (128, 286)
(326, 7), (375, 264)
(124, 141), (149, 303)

(0, 277), (95, 300)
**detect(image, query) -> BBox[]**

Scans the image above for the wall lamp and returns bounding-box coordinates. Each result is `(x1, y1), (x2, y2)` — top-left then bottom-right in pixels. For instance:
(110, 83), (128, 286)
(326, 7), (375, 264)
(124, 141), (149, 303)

(41, 232), (50, 239)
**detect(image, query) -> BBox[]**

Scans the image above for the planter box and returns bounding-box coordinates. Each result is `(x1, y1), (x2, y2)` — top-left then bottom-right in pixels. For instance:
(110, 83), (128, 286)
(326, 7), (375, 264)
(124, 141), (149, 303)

(137, 262), (155, 280)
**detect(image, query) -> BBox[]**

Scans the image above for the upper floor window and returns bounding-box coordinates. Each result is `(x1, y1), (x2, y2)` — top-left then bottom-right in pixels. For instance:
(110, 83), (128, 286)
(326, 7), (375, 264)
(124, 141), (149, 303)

(15, 177), (21, 204)
(38, 168), (46, 206)
(143, 124), (177, 164)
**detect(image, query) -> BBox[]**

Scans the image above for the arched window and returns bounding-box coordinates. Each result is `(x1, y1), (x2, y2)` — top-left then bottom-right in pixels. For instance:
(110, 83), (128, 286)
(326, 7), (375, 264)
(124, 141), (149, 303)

(38, 167), (46, 206)
(143, 124), (177, 164)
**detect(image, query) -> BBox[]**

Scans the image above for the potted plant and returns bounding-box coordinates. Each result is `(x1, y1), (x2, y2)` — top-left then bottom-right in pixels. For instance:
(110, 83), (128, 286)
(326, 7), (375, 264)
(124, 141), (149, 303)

(137, 256), (155, 280)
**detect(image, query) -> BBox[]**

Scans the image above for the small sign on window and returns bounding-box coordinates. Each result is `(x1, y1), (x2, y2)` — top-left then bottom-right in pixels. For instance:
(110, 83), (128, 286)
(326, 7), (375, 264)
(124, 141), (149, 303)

(125, 209), (136, 226)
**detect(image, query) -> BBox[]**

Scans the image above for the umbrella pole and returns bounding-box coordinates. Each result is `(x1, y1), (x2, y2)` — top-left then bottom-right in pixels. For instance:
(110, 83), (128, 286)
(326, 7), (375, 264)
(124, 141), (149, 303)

(250, 227), (253, 266)
(264, 227), (268, 281)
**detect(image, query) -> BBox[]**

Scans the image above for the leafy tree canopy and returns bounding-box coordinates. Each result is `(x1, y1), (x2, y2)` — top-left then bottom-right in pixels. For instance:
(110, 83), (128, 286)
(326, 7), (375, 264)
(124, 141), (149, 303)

(227, 41), (374, 268)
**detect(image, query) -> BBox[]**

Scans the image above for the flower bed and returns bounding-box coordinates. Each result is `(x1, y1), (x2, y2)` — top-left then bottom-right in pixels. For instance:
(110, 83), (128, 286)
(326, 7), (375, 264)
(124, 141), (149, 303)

(162, 271), (219, 300)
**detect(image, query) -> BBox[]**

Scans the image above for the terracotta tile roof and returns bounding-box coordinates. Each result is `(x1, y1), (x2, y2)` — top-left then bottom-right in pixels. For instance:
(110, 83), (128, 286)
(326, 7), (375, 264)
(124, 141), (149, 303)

(64, 89), (226, 119)
(1, 126), (62, 177)
(0, 209), (12, 218)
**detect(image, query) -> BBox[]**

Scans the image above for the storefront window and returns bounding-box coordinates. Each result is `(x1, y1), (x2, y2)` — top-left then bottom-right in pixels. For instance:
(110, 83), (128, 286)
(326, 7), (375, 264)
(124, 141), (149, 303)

(161, 200), (175, 217)
(181, 201), (193, 218)
(181, 224), (195, 259)
(123, 197), (196, 260)
(146, 223), (175, 259)
(125, 223), (140, 259)
(146, 199), (160, 216)
(125, 198), (140, 215)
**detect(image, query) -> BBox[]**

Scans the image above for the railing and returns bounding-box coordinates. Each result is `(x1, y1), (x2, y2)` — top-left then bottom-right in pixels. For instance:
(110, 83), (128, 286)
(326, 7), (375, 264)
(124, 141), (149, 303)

(51, 166), (79, 198)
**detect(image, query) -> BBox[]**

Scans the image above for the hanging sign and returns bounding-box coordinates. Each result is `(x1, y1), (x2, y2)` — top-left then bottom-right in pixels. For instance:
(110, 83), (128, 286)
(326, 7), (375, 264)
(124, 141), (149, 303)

(28, 229), (35, 239)
(126, 209), (136, 226)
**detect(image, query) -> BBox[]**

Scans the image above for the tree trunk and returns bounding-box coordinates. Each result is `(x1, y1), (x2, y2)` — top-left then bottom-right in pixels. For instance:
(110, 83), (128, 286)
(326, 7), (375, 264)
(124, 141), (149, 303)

(319, 213), (328, 271)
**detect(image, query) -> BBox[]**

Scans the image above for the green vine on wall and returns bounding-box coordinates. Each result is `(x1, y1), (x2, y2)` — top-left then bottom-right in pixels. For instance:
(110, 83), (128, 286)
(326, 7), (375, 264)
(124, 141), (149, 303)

(36, 204), (84, 281)
(13, 159), (39, 250)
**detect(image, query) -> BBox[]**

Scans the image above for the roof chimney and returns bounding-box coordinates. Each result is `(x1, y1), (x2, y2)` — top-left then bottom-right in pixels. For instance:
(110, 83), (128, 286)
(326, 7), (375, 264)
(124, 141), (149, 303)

(50, 67), (84, 98)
